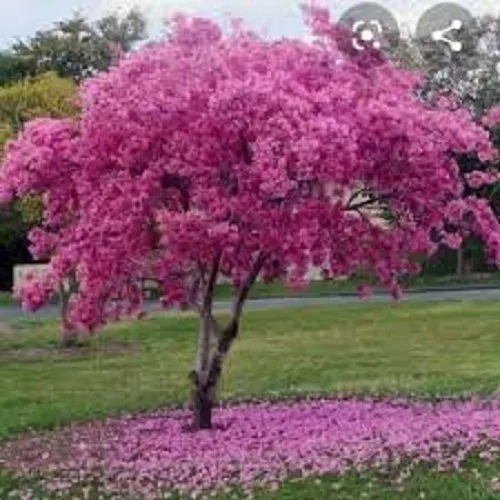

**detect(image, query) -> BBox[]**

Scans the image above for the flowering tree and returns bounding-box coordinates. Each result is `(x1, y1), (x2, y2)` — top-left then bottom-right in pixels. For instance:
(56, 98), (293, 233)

(392, 18), (500, 276)
(1, 8), (500, 429)
(0, 72), (79, 314)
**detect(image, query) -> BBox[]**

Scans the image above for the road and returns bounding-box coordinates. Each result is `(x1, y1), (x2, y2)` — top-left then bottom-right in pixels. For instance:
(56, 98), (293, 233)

(2, 288), (500, 321)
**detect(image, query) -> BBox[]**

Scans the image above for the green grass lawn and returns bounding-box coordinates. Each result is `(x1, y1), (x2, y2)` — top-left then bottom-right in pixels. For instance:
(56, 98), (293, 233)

(3, 460), (500, 499)
(251, 462), (500, 499)
(2, 301), (500, 498)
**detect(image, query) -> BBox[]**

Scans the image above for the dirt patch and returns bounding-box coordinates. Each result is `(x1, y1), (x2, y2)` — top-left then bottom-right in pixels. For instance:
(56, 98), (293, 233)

(0, 340), (141, 362)
(0, 428), (75, 473)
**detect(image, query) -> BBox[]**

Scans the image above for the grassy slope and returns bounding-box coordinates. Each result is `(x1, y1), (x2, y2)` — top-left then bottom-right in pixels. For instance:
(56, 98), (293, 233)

(2, 302), (500, 498)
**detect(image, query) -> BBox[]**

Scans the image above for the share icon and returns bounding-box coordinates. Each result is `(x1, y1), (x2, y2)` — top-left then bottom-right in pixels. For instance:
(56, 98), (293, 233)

(431, 19), (463, 52)
(416, 3), (473, 61)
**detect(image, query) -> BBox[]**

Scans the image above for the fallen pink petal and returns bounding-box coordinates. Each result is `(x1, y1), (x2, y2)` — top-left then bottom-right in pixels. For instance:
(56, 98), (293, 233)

(2, 398), (500, 497)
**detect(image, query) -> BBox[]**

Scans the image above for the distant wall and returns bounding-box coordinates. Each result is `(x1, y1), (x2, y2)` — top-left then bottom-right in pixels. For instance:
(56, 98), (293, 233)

(13, 263), (48, 294)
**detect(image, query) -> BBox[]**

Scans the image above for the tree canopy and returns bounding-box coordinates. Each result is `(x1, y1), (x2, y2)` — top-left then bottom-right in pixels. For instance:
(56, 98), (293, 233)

(11, 9), (147, 81)
(0, 72), (78, 288)
(1, 8), (500, 428)
(391, 17), (500, 275)
(0, 52), (32, 87)
(0, 8), (146, 291)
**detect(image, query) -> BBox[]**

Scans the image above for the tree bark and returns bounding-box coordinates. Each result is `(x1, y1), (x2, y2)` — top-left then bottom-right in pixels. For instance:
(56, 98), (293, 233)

(189, 251), (266, 430)
(60, 272), (79, 348)
(456, 246), (464, 277)
(190, 319), (239, 430)
(60, 282), (77, 347)
(192, 375), (214, 430)
(191, 253), (221, 429)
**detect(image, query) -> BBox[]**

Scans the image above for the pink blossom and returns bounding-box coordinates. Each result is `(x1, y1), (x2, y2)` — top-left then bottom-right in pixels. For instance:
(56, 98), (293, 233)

(466, 171), (500, 190)
(483, 106), (500, 128)
(18, 273), (56, 312)
(390, 281), (403, 301)
(0, 8), (499, 334)
(3, 398), (500, 497)
(441, 232), (462, 250)
(0, 181), (13, 204)
(356, 284), (373, 300)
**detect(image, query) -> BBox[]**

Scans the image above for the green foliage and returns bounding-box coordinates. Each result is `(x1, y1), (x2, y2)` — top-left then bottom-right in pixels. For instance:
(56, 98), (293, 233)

(0, 206), (28, 245)
(0, 292), (14, 305)
(248, 463), (500, 499)
(0, 52), (32, 87)
(12, 10), (147, 82)
(0, 121), (13, 151)
(0, 72), (78, 231)
(14, 195), (44, 225)
(96, 9), (148, 52)
(0, 71), (77, 139)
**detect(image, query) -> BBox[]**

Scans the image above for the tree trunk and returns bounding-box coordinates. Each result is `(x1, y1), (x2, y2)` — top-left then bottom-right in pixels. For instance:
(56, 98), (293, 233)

(60, 282), (77, 348)
(189, 251), (266, 431)
(190, 319), (239, 430)
(192, 383), (213, 430)
(61, 331), (78, 348)
(456, 247), (464, 277)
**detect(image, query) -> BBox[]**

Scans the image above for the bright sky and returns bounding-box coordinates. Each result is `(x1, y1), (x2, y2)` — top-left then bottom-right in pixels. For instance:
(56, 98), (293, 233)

(0, 0), (498, 48)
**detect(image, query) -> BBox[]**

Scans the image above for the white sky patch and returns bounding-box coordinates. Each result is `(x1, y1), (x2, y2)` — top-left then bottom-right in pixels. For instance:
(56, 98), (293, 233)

(0, 0), (498, 47)
(100, 0), (500, 40)
(100, 0), (306, 41)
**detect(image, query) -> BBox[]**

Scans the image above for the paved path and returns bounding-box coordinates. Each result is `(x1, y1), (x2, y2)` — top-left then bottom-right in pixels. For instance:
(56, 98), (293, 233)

(2, 288), (500, 321)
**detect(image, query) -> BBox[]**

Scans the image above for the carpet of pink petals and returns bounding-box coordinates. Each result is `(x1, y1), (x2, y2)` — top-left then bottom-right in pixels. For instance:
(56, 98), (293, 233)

(3, 398), (500, 498)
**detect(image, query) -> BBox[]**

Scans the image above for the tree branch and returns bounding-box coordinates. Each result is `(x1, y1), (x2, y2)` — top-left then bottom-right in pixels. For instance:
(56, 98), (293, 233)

(196, 251), (222, 374)
(209, 314), (222, 339)
(162, 174), (190, 212)
(188, 276), (202, 312)
(344, 196), (381, 212)
(346, 188), (367, 207)
(240, 133), (253, 165)
(203, 251), (221, 312)
(232, 251), (267, 320)
(201, 251), (268, 394)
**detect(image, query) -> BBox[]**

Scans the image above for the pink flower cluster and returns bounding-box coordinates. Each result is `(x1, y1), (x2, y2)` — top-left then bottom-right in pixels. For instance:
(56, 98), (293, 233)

(483, 106), (500, 128)
(4, 398), (500, 498)
(466, 171), (500, 190)
(0, 6), (500, 333)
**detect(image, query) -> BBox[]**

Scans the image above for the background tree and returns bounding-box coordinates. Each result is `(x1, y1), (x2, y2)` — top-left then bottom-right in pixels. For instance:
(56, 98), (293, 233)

(2, 9), (500, 429)
(0, 8), (147, 296)
(0, 72), (78, 290)
(0, 52), (32, 87)
(12, 9), (147, 82)
(0, 72), (77, 143)
(392, 16), (500, 276)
